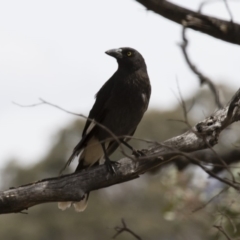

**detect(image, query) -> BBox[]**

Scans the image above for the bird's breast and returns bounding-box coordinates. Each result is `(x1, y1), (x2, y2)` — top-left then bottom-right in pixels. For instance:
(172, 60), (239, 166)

(112, 77), (150, 109)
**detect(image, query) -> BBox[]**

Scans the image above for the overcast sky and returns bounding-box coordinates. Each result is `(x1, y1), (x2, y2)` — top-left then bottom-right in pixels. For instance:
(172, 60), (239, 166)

(0, 0), (239, 169)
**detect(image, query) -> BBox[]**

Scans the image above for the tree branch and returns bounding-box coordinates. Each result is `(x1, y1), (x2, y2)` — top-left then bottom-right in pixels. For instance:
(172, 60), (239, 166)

(1, 89), (240, 214)
(180, 26), (222, 108)
(113, 219), (142, 240)
(213, 225), (232, 240)
(134, 0), (240, 45)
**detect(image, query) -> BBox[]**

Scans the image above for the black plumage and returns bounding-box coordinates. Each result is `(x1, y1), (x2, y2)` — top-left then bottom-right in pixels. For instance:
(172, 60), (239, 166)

(58, 47), (151, 212)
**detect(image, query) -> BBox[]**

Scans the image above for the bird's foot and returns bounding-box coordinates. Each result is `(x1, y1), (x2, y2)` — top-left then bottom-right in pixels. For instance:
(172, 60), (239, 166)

(105, 158), (119, 175)
(132, 149), (145, 158)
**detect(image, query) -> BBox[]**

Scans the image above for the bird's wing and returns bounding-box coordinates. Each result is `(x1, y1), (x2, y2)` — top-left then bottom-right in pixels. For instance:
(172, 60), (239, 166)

(82, 76), (116, 137)
(60, 75), (116, 174)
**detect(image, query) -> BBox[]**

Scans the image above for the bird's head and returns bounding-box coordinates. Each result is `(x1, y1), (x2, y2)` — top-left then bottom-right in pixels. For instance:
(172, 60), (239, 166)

(105, 47), (146, 72)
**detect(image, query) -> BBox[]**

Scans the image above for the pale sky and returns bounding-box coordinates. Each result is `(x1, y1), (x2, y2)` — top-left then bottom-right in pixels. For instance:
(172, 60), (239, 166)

(0, 0), (239, 168)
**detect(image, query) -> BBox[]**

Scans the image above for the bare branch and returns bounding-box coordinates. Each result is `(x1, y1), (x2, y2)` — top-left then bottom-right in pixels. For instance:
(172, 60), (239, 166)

(13, 99), (81, 117)
(180, 26), (222, 108)
(199, 0), (238, 19)
(13, 98), (135, 173)
(134, 0), (240, 45)
(175, 78), (191, 126)
(217, 209), (238, 234)
(213, 225), (232, 240)
(204, 144), (236, 182)
(223, 0), (234, 23)
(162, 150), (239, 189)
(1, 89), (240, 214)
(211, 149), (240, 173)
(192, 187), (229, 212)
(113, 219), (142, 240)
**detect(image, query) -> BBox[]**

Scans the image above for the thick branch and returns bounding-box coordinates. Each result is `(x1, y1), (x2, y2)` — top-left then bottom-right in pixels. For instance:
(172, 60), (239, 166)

(1, 89), (240, 214)
(134, 0), (240, 45)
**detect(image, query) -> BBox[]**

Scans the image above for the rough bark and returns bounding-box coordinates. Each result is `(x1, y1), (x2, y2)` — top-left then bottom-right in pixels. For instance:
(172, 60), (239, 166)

(0, 89), (240, 214)
(134, 0), (240, 45)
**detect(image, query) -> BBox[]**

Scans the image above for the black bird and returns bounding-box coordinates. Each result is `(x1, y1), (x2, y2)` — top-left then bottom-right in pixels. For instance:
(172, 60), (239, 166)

(58, 47), (151, 212)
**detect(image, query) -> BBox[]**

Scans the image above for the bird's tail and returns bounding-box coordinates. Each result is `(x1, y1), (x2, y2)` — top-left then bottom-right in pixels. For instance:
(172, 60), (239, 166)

(59, 151), (77, 175)
(58, 193), (89, 212)
(73, 193), (89, 212)
(58, 136), (104, 212)
(59, 134), (90, 175)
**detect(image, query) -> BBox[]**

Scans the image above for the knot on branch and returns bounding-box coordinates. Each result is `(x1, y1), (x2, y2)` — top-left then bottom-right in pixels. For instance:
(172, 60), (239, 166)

(195, 115), (225, 147)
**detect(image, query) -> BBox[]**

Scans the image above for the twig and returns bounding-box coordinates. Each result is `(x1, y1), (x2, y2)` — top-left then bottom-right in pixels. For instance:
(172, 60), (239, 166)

(179, 26), (222, 108)
(175, 78), (192, 128)
(158, 147), (240, 190)
(213, 225), (232, 240)
(170, 82), (234, 178)
(216, 206), (238, 234)
(112, 219), (142, 240)
(192, 187), (229, 212)
(204, 142), (236, 183)
(223, 0), (234, 22)
(198, 0), (239, 16)
(13, 98), (136, 173)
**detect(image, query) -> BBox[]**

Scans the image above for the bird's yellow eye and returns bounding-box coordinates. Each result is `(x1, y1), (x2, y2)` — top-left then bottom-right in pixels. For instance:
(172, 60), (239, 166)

(127, 51), (132, 57)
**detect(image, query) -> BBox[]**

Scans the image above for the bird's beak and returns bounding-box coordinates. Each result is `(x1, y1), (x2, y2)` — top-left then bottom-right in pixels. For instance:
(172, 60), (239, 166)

(105, 48), (123, 59)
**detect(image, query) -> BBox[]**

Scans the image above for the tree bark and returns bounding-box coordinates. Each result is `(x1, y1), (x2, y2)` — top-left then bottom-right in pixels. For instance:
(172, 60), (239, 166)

(134, 0), (240, 45)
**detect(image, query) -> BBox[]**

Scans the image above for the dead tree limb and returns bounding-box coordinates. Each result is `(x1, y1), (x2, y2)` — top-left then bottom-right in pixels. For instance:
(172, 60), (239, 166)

(1, 89), (240, 214)
(134, 0), (240, 45)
